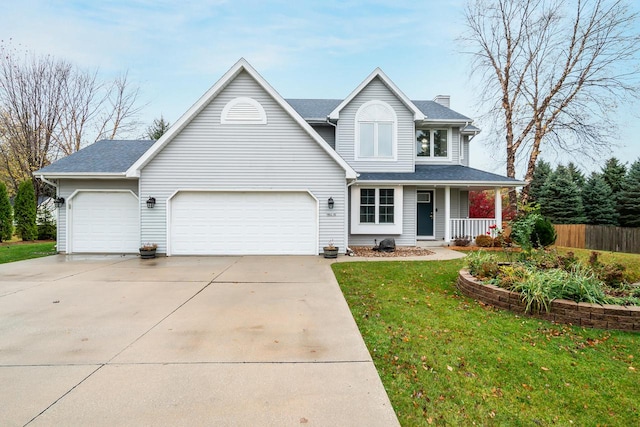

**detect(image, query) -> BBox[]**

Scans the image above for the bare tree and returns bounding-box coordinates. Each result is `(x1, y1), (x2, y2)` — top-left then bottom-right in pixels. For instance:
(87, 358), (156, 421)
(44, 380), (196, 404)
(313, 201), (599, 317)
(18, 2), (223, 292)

(463, 0), (640, 208)
(0, 42), (143, 196)
(0, 49), (70, 196)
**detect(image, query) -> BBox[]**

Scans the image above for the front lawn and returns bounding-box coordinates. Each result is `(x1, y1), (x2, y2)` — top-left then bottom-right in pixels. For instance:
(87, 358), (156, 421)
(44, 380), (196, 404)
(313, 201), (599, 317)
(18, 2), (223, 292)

(0, 241), (57, 264)
(333, 259), (639, 426)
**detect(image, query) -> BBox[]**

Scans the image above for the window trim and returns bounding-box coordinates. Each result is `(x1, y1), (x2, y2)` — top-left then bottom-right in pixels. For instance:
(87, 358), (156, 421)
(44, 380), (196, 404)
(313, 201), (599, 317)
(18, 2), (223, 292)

(354, 100), (397, 161)
(416, 128), (452, 161)
(350, 186), (403, 234)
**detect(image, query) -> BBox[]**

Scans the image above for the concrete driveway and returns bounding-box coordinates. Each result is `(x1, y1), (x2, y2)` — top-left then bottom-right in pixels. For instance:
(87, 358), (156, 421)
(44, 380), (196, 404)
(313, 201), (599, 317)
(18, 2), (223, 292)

(0, 255), (399, 426)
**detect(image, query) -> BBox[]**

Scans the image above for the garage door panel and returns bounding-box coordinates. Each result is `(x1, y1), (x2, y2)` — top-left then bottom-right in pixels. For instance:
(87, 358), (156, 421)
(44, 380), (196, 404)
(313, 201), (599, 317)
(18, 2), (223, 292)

(170, 192), (317, 255)
(71, 192), (139, 253)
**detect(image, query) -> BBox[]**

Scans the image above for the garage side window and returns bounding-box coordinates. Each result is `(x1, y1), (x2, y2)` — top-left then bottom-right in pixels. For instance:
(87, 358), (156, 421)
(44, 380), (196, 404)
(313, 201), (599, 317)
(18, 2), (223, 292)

(221, 97), (267, 124)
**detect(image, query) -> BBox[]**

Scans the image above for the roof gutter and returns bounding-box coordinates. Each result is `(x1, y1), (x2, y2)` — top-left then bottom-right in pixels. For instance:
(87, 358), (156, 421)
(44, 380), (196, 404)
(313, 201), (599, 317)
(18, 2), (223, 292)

(37, 174), (58, 189)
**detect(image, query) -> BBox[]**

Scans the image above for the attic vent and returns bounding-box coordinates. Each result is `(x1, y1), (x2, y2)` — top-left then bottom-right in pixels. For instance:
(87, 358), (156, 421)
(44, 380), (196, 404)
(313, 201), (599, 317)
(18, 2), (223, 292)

(221, 97), (267, 124)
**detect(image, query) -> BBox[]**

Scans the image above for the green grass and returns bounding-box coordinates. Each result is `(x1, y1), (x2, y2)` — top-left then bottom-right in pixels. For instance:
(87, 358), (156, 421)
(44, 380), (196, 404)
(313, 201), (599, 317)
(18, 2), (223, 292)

(333, 259), (639, 426)
(0, 242), (57, 264)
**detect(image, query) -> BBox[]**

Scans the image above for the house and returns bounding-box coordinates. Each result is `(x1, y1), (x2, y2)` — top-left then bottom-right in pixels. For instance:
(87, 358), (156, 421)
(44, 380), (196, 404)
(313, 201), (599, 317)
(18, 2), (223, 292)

(34, 59), (524, 255)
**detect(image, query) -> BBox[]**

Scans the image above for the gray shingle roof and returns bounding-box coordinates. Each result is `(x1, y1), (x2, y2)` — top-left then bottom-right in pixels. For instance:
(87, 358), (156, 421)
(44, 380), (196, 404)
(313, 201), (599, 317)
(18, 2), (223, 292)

(286, 99), (471, 122)
(357, 165), (522, 184)
(35, 140), (155, 174)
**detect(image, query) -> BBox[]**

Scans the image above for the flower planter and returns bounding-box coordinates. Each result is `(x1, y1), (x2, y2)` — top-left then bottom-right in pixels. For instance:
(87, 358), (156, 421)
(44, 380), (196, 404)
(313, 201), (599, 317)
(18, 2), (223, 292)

(139, 249), (156, 259)
(323, 247), (339, 259)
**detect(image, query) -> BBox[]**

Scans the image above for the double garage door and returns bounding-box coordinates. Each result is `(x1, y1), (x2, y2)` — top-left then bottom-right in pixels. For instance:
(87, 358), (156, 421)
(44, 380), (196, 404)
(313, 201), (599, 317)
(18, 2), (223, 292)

(169, 191), (318, 255)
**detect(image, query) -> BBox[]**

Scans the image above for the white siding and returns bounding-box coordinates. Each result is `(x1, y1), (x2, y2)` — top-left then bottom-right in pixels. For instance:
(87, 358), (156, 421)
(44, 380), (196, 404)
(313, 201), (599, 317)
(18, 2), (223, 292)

(57, 179), (139, 253)
(459, 190), (469, 217)
(461, 135), (470, 167)
(140, 71), (347, 254)
(348, 185), (417, 247)
(336, 77), (414, 172)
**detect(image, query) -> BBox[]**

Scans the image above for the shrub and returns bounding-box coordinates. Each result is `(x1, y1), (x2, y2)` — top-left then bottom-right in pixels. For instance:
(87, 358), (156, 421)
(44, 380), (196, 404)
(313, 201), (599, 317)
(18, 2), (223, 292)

(587, 251), (626, 287)
(466, 251), (498, 277)
(531, 216), (556, 247)
(37, 205), (56, 240)
(452, 235), (472, 247)
(14, 181), (37, 241)
(475, 234), (494, 247)
(0, 182), (12, 242)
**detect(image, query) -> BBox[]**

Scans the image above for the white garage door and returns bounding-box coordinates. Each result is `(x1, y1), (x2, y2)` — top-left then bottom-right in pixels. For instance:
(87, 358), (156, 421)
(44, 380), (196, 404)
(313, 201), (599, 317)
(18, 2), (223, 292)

(170, 191), (317, 255)
(70, 191), (139, 253)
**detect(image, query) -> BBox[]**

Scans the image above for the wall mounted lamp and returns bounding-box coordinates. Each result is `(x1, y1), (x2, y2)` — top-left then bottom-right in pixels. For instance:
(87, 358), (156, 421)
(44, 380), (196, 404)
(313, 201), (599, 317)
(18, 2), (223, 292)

(328, 197), (334, 210)
(54, 197), (65, 208)
(146, 197), (156, 208)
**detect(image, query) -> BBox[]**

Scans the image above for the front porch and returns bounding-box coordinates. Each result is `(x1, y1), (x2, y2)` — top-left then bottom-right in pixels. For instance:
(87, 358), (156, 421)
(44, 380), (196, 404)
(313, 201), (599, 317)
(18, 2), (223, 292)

(440, 187), (503, 243)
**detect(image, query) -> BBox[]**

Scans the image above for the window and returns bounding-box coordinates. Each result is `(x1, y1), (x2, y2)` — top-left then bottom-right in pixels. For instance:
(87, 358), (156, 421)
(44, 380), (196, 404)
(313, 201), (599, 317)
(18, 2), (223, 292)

(416, 129), (449, 158)
(356, 100), (396, 159)
(350, 186), (403, 234)
(379, 189), (394, 223)
(360, 189), (375, 223)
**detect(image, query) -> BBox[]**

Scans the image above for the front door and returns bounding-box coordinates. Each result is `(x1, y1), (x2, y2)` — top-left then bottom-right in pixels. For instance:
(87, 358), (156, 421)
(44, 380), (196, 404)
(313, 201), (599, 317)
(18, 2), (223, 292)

(417, 190), (434, 237)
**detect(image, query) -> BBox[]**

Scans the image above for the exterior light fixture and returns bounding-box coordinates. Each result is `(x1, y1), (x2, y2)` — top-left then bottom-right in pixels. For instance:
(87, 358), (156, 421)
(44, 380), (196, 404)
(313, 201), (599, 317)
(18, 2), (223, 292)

(54, 197), (65, 208)
(146, 197), (156, 208)
(328, 197), (334, 210)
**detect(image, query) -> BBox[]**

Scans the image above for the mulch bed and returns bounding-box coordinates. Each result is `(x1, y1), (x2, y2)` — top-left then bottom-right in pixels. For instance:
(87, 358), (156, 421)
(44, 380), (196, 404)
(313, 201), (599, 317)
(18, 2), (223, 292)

(349, 246), (435, 257)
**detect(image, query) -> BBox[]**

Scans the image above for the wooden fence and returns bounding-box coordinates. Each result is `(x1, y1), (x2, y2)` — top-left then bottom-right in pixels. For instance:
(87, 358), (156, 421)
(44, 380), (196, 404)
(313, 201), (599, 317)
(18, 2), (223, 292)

(553, 224), (640, 254)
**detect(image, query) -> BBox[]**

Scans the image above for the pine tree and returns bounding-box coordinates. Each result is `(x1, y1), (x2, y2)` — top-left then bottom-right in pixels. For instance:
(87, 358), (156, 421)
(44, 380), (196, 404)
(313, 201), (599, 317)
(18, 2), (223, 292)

(582, 173), (618, 225)
(617, 160), (640, 227)
(567, 162), (586, 190)
(14, 181), (37, 241)
(0, 182), (12, 241)
(601, 157), (627, 198)
(528, 159), (552, 204)
(146, 116), (171, 140)
(539, 165), (587, 224)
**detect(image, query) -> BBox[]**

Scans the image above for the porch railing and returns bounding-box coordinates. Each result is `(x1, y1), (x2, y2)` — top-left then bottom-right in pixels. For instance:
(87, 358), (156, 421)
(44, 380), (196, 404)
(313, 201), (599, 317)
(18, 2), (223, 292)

(450, 218), (497, 240)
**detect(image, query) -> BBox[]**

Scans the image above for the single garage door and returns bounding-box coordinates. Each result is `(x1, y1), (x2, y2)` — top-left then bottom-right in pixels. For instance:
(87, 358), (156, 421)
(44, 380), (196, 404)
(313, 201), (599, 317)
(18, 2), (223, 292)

(70, 191), (139, 253)
(170, 191), (317, 255)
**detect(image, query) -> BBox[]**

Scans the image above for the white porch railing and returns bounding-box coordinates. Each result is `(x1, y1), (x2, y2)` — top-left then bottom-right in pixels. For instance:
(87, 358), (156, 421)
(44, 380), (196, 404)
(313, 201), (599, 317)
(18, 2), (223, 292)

(450, 219), (497, 240)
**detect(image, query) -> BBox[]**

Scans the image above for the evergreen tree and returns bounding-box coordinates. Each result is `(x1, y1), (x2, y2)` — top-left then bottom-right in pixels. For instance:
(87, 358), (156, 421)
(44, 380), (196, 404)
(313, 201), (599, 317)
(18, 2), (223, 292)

(601, 157), (627, 198)
(567, 162), (586, 190)
(14, 181), (37, 241)
(528, 159), (553, 204)
(0, 182), (12, 241)
(617, 160), (640, 227)
(582, 173), (618, 225)
(539, 165), (587, 224)
(146, 116), (171, 140)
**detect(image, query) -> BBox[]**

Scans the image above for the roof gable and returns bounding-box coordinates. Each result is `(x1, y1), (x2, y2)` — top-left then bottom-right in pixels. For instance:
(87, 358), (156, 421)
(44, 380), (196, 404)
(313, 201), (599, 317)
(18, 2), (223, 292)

(126, 59), (356, 179)
(328, 68), (425, 121)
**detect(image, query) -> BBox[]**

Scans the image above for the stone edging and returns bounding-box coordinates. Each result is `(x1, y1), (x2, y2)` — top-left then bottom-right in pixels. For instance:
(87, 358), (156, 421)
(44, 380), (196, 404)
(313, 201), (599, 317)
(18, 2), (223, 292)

(457, 269), (640, 332)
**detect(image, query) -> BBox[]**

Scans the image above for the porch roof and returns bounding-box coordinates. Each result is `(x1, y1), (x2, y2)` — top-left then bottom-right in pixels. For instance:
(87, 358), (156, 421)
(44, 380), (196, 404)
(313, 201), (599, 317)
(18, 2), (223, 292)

(355, 165), (525, 187)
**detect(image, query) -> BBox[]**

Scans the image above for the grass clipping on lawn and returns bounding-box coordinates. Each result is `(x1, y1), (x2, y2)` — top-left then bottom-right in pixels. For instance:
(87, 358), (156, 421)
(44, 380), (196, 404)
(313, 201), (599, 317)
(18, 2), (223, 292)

(332, 259), (639, 426)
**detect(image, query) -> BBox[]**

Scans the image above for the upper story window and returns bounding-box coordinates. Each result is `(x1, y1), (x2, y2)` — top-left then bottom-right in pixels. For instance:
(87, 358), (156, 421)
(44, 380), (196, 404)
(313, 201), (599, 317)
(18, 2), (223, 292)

(355, 100), (397, 160)
(221, 97), (267, 124)
(416, 129), (449, 159)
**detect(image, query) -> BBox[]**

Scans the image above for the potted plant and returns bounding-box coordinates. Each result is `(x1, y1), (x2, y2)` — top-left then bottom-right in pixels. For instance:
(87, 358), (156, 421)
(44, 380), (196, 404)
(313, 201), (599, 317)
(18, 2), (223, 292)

(139, 243), (157, 259)
(323, 239), (339, 259)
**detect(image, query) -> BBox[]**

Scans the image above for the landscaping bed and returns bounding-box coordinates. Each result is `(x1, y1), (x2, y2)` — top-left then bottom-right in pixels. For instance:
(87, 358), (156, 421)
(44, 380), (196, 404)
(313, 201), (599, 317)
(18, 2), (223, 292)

(349, 246), (434, 257)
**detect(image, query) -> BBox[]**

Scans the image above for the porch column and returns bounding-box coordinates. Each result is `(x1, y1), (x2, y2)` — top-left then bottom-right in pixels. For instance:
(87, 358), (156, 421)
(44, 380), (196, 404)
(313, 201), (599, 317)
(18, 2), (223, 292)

(444, 186), (451, 242)
(494, 188), (502, 229)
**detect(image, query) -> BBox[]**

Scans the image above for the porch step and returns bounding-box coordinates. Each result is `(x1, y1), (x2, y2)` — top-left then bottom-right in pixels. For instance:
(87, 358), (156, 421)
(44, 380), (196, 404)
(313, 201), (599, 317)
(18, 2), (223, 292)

(416, 240), (448, 248)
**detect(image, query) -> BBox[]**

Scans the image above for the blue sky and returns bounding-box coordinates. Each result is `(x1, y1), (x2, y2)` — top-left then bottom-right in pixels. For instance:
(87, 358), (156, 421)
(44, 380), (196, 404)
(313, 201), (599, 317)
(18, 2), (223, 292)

(3, 0), (639, 177)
